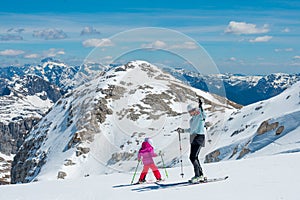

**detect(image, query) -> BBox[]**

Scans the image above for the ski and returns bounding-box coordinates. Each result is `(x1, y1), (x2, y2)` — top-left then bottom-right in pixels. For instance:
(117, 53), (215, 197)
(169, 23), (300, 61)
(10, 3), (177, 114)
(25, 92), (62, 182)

(154, 176), (228, 188)
(113, 180), (164, 188)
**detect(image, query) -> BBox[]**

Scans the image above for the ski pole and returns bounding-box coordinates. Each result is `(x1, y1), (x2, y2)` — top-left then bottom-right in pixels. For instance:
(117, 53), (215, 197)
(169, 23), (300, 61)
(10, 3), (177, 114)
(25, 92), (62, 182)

(178, 131), (184, 178)
(160, 153), (169, 178)
(131, 159), (141, 184)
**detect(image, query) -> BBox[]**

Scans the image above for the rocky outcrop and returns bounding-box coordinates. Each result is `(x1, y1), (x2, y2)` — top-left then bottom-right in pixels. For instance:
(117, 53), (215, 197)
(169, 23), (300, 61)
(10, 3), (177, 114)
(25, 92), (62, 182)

(276, 126), (284, 135)
(237, 147), (250, 159)
(11, 132), (48, 183)
(57, 171), (67, 179)
(14, 75), (62, 102)
(107, 152), (135, 165)
(0, 118), (40, 155)
(257, 120), (279, 135)
(0, 156), (12, 185)
(205, 149), (221, 163)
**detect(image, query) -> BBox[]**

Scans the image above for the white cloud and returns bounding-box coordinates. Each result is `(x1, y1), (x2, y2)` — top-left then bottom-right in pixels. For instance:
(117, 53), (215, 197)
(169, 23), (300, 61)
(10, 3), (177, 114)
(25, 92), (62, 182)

(142, 40), (197, 50)
(257, 57), (265, 61)
(285, 48), (294, 52)
(56, 50), (65, 55)
(33, 28), (67, 40)
(103, 56), (113, 60)
(82, 38), (114, 47)
(7, 28), (25, 33)
(0, 49), (25, 56)
(225, 21), (269, 35)
(80, 26), (100, 36)
(282, 28), (290, 33)
(275, 48), (293, 52)
(170, 41), (198, 49)
(293, 56), (300, 59)
(229, 57), (237, 61)
(142, 40), (167, 49)
(43, 48), (66, 57)
(249, 35), (273, 43)
(290, 62), (300, 66)
(0, 34), (23, 41)
(24, 54), (39, 59)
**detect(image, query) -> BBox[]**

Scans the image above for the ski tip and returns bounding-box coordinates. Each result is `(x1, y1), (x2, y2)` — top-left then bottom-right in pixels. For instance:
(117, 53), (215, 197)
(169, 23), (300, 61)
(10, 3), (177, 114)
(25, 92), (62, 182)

(225, 176), (229, 179)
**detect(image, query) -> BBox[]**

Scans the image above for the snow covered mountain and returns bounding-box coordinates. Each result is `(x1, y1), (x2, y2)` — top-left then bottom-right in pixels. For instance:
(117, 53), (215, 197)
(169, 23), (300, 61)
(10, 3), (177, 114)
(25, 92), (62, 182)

(168, 68), (300, 105)
(205, 81), (300, 162)
(0, 58), (114, 185)
(0, 58), (79, 93)
(0, 74), (61, 184)
(0, 75), (61, 124)
(11, 61), (238, 183)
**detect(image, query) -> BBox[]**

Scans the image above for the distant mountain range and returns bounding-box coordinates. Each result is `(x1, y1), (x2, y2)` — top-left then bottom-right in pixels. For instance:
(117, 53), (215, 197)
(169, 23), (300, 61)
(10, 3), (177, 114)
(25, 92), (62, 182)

(1, 59), (299, 105)
(0, 58), (78, 184)
(167, 68), (300, 105)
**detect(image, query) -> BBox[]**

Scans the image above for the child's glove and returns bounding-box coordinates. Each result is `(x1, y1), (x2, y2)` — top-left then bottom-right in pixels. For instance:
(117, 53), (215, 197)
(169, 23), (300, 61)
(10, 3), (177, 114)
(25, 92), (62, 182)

(158, 150), (164, 156)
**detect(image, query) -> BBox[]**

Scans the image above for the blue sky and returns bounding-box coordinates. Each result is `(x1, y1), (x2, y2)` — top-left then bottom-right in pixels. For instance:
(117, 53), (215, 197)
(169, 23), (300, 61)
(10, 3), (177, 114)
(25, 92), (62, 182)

(0, 0), (300, 74)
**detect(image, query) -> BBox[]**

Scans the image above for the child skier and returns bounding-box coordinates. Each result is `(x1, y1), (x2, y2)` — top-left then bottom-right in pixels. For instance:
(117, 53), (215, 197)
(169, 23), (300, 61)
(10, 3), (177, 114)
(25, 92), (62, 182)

(137, 138), (162, 183)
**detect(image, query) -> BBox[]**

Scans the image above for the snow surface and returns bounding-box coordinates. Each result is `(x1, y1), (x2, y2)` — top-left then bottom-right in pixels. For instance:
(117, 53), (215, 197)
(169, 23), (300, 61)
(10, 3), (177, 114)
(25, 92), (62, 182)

(1, 152), (300, 200)
(0, 94), (53, 124)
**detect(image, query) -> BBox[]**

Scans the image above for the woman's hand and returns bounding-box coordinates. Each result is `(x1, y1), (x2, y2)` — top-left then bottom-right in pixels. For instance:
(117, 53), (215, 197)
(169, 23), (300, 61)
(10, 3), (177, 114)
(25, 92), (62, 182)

(176, 127), (184, 133)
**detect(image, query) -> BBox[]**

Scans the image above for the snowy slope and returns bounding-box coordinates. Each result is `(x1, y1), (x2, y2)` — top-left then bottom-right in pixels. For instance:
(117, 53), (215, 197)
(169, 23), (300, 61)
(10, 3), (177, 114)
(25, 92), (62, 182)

(2, 152), (300, 200)
(0, 75), (56, 125)
(11, 61), (236, 183)
(23, 58), (79, 91)
(0, 75), (61, 184)
(205, 81), (300, 162)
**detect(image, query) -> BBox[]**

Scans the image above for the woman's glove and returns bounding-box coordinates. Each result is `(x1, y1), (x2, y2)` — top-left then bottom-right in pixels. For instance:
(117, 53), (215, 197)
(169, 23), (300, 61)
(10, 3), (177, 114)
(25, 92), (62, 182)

(176, 127), (184, 133)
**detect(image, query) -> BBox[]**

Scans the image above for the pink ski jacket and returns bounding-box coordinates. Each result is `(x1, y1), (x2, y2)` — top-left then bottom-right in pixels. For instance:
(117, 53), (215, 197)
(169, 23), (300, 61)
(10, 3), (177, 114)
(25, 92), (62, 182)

(138, 141), (157, 165)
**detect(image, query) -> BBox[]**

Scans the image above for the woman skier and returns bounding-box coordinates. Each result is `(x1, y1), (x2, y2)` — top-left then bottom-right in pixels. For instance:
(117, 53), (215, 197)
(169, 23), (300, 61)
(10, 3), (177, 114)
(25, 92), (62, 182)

(137, 138), (162, 183)
(177, 101), (207, 183)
